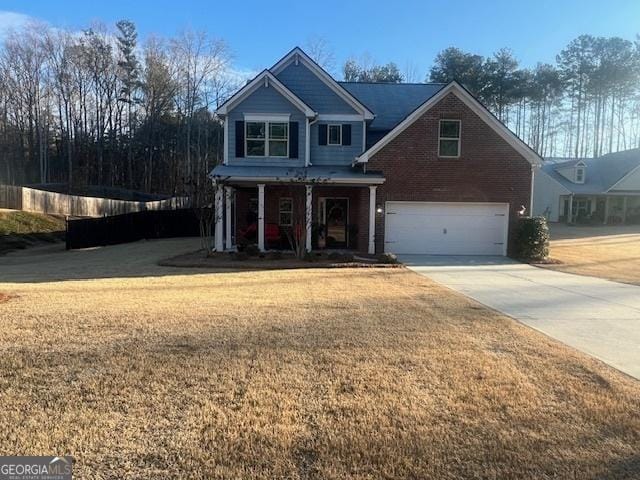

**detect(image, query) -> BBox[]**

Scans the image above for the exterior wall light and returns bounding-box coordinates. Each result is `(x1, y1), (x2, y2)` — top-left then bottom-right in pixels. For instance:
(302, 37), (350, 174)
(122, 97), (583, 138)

(376, 204), (384, 214)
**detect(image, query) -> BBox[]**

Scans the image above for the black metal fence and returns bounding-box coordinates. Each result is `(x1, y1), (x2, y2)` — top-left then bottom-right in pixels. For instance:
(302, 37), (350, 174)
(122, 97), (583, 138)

(66, 209), (201, 249)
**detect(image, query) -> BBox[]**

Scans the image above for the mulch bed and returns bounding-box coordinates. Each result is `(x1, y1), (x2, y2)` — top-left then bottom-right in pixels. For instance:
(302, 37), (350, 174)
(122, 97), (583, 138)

(159, 250), (403, 270)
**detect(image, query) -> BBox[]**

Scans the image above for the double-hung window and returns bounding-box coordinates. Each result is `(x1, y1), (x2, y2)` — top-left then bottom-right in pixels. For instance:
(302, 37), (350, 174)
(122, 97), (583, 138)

(246, 121), (289, 157)
(438, 119), (461, 158)
(279, 198), (293, 226)
(328, 124), (342, 145)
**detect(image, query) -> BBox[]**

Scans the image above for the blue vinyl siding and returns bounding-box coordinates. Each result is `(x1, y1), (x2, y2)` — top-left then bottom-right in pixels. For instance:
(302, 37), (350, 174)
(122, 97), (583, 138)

(227, 84), (306, 167)
(310, 121), (364, 166)
(276, 62), (357, 114)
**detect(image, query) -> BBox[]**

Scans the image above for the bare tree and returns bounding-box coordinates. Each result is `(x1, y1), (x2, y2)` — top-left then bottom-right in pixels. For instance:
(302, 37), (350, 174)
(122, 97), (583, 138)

(170, 30), (230, 184)
(305, 35), (336, 73)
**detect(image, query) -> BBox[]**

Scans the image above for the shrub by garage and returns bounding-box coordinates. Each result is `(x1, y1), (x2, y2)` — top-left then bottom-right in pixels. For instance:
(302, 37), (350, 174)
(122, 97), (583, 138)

(514, 217), (550, 261)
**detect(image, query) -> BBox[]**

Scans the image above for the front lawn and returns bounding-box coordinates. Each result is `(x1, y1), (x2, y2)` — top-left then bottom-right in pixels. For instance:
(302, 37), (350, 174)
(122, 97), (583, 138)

(544, 224), (640, 285)
(0, 240), (639, 478)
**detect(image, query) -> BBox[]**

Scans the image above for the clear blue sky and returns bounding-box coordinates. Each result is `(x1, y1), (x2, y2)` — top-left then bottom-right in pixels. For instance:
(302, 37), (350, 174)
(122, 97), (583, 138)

(2, 0), (639, 78)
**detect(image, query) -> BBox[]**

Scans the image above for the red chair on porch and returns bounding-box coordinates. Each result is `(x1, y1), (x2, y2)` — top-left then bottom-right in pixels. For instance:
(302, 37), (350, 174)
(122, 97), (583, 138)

(238, 223), (283, 248)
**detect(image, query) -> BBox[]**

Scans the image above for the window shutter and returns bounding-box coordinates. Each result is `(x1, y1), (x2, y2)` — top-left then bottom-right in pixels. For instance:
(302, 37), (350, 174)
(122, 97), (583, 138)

(342, 124), (352, 146)
(318, 124), (327, 145)
(289, 122), (299, 158)
(235, 121), (245, 157)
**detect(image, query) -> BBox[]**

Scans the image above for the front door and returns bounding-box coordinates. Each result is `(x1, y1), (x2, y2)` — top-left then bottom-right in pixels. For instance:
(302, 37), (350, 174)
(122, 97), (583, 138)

(323, 198), (349, 248)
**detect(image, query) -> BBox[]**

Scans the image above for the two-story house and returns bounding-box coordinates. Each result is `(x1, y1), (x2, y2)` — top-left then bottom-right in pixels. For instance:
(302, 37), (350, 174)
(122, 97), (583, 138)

(210, 47), (541, 256)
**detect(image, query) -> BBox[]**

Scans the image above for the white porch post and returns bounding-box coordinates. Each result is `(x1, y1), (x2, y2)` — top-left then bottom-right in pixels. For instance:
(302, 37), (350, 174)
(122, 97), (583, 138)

(305, 185), (313, 252)
(622, 196), (628, 224)
(604, 196), (610, 225)
(258, 184), (265, 251)
(568, 194), (574, 224)
(214, 185), (224, 252)
(368, 186), (377, 254)
(225, 186), (233, 249)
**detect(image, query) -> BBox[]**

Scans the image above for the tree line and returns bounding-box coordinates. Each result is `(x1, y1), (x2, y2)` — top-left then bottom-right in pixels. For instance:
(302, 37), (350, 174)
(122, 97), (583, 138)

(2, 23), (639, 195)
(0, 20), (236, 194)
(341, 35), (640, 159)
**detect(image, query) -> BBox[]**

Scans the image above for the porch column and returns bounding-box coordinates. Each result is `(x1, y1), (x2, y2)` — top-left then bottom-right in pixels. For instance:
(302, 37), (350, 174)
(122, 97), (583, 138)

(604, 196), (610, 225)
(305, 185), (313, 252)
(622, 196), (628, 224)
(368, 186), (377, 254)
(257, 184), (265, 251)
(224, 186), (233, 249)
(214, 185), (224, 252)
(568, 194), (574, 224)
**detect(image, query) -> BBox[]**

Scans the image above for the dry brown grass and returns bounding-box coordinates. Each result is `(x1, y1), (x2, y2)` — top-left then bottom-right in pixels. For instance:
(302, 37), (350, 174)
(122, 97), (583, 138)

(544, 225), (640, 285)
(1, 239), (640, 478)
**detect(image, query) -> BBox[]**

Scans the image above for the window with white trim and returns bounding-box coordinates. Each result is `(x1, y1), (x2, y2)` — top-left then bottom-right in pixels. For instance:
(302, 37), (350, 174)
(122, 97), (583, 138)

(246, 121), (288, 157)
(438, 119), (461, 157)
(575, 166), (585, 183)
(279, 197), (293, 226)
(328, 124), (342, 145)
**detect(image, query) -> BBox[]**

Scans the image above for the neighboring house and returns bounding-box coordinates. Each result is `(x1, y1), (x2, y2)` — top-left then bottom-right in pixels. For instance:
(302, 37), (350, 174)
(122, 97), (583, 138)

(210, 47), (540, 256)
(533, 149), (640, 224)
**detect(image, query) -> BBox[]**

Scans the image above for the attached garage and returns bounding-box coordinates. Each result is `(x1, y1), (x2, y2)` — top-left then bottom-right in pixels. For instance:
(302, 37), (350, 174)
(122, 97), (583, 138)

(384, 202), (509, 256)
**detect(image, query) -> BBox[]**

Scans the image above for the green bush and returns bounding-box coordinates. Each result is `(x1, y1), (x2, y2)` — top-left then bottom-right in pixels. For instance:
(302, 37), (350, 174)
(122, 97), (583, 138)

(514, 216), (549, 260)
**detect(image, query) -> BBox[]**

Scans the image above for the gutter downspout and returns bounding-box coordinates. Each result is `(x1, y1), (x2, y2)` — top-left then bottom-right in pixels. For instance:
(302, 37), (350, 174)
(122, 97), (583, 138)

(530, 165), (536, 217)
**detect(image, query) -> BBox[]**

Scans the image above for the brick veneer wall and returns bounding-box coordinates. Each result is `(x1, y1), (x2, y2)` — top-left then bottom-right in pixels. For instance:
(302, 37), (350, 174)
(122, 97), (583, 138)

(366, 92), (533, 255)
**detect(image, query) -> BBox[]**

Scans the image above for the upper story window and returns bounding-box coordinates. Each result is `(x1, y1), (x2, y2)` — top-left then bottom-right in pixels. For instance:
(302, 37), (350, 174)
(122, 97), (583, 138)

(246, 121), (289, 157)
(575, 166), (585, 183)
(328, 124), (342, 145)
(318, 123), (351, 147)
(438, 119), (461, 158)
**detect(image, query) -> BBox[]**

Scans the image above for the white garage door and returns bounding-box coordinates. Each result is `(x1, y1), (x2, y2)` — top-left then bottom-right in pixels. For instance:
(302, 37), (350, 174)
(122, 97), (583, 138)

(384, 202), (509, 256)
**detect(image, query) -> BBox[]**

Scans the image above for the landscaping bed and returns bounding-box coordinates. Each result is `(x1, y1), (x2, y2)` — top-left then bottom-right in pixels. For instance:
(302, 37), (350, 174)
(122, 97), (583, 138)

(159, 249), (401, 269)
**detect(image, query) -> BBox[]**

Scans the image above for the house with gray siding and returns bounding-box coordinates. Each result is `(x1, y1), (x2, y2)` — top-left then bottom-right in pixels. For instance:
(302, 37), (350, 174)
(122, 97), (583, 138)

(534, 149), (640, 224)
(210, 48), (541, 256)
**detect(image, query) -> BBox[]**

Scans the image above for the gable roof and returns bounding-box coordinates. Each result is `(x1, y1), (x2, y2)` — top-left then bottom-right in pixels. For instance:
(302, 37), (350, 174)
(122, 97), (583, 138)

(216, 69), (316, 117)
(542, 148), (640, 194)
(270, 47), (374, 120)
(339, 82), (445, 131)
(355, 81), (542, 166)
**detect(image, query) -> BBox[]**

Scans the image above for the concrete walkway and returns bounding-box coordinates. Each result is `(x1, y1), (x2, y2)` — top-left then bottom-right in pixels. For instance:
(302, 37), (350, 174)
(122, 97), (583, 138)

(401, 255), (640, 380)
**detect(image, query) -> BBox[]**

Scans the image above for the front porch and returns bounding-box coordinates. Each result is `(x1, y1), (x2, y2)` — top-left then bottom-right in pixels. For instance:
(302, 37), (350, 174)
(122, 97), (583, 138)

(560, 194), (640, 225)
(211, 166), (385, 254)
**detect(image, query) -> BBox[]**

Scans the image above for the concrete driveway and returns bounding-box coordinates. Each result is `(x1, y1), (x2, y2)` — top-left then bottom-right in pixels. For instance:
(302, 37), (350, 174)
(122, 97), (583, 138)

(401, 255), (640, 379)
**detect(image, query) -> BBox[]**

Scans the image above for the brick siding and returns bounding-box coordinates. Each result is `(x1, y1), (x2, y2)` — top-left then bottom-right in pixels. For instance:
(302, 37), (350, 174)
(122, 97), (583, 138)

(366, 92), (533, 255)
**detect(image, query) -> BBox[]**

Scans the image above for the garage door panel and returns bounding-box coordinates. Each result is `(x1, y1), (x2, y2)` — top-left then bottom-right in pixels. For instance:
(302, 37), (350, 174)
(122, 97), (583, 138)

(384, 202), (508, 256)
